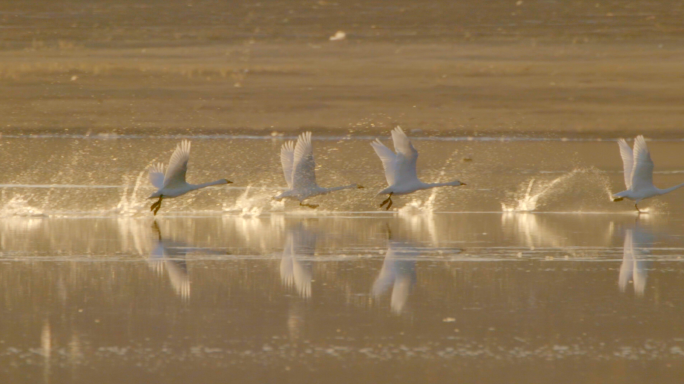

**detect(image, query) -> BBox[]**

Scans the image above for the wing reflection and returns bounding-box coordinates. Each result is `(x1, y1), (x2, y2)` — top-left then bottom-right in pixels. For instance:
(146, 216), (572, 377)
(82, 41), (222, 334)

(618, 226), (653, 297)
(372, 231), (418, 314)
(150, 222), (191, 299)
(280, 223), (315, 299)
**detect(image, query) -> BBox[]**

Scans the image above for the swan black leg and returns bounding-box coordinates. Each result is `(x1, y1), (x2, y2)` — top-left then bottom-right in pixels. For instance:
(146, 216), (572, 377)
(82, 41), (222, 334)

(151, 220), (162, 240)
(386, 198), (393, 210)
(150, 196), (161, 211)
(635, 203), (641, 214)
(151, 195), (163, 216)
(380, 192), (393, 208)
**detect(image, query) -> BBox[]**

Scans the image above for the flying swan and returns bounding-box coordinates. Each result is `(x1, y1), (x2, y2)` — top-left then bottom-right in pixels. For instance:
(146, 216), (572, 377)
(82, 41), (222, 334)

(371, 127), (465, 210)
(613, 135), (684, 213)
(275, 132), (362, 209)
(148, 140), (232, 215)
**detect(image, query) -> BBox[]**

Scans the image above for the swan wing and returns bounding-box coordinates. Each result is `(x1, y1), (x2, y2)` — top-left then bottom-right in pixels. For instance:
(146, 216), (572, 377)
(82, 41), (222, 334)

(292, 132), (317, 189)
(630, 135), (654, 192)
(280, 141), (295, 189)
(371, 139), (398, 186)
(618, 230), (634, 292)
(164, 258), (190, 299)
(633, 259), (649, 296)
(391, 274), (413, 313)
(149, 162), (166, 189)
(292, 258), (312, 298)
(282, 225), (315, 298)
(390, 127), (419, 184)
(372, 243), (398, 297)
(632, 226), (652, 296)
(280, 234), (295, 287)
(617, 139), (634, 190)
(163, 140), (191, 189)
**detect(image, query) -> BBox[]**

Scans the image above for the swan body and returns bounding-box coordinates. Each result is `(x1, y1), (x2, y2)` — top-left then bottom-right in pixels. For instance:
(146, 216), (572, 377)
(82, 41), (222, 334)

(613, 135), (684, 212)
(275, 132), (361, 208)
(148, 140), (232, 215)
(371, 127), (464, 209)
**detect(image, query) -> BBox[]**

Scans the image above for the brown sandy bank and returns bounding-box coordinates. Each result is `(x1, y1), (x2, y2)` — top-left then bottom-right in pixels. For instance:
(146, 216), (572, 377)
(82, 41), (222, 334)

(1, 1), (683, 137)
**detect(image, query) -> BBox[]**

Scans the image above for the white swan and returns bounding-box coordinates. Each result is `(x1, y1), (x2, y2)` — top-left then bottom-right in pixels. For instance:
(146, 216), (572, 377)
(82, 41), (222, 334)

(280, 224), (315, 298)
(148, 140), (232, 215)
(275, 132), (362, 209)
(371, 127), (465, 210)
(613, 135), (684, 213)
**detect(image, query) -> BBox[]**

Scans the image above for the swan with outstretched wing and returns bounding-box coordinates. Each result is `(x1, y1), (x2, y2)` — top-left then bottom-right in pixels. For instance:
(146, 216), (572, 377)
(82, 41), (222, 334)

(612, 136), (684, 213)
(371, 127), (465, 210)
(275, 132), (363, 209)
(148, 140), (232, 215)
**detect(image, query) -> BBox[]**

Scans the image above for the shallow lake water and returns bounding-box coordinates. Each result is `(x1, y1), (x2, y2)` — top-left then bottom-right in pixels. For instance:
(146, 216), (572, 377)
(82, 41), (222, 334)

(2, 135), (684, 383)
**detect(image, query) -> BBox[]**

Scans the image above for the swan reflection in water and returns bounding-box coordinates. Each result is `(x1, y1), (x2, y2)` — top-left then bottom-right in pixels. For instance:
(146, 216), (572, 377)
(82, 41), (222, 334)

(149, 221), (192, 299)
(372, 228), (417, 314)
(279, 223), (315, 299)
(618, 225), (653, 297)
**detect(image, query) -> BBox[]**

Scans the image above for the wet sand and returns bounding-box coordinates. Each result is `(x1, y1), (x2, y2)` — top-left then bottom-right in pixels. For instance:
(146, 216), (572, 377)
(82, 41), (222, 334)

(1, 1), (684, 136)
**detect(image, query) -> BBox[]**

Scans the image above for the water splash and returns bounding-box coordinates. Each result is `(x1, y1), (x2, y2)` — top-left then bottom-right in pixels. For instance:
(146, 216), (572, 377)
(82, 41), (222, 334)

(397, 196), (437, 216)
(501, 168), (613, 212)
(222, 186), (283, 217)
(397, 148), (461, 216)
(0, 195), (45, 217)
(115, 168), (153, 216)
(117, 217), (154, 255)
(501, 179), (550, 212)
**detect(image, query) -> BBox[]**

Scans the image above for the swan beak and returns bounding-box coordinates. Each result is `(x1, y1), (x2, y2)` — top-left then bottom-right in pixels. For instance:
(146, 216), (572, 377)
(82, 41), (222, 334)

(461, 182), (467, 186)
(612, 197), (623, 202)
(225, 179), (233, 184)
(357, 185), (365, 189)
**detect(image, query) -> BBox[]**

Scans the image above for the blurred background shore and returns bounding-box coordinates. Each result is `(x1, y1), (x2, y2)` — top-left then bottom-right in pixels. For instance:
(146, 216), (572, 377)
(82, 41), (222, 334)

(1, 0), (683, 136)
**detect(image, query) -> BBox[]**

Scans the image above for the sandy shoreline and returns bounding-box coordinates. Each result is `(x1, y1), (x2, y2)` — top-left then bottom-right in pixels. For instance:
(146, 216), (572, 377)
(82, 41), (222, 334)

(1, 1), (683, 136)
(2, 42), (684, 136)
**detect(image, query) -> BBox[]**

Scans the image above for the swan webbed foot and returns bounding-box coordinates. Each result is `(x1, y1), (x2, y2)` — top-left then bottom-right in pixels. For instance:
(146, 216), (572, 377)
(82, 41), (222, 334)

(379, 192), (393, 208)
(151, 196), (163, 216)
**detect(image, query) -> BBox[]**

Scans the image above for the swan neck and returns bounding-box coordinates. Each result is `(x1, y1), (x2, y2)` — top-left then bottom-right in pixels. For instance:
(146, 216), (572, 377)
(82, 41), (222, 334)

(423, 180), (461, 189)
(325, 184), (357, 193)
(658, 182), (684, 195)
(194, 179), (229, 189)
